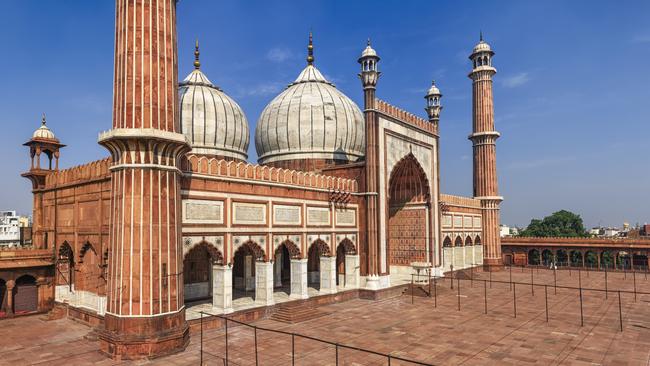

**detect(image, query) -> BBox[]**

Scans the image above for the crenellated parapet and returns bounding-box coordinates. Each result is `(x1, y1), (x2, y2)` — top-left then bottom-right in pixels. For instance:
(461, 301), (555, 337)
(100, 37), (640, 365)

(183, 155), (359, 193)
(440, 194), (482, 209)
(375, 99), (435, 134)
(44, 158), (111, 187)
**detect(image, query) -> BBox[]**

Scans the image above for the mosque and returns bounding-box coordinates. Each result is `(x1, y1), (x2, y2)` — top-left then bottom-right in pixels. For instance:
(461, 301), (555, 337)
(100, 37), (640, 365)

(18, 0), (503, 359)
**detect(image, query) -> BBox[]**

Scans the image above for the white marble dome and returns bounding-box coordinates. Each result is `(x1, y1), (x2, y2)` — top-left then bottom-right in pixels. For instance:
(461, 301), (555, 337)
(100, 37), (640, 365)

(32, 115), (57, 141)
(472, 39), (493, 55)
(255, 64), (365, 165)
(179, 65), (249, 160)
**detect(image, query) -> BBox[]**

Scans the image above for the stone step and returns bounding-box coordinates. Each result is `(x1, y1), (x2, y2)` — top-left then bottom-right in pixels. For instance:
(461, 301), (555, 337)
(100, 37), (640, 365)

(270, 303), (329, 324)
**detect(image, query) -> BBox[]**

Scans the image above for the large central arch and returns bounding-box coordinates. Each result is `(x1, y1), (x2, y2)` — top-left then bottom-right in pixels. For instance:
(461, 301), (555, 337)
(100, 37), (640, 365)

(387, 153), (431, 268)
(183, 241), (223, 303)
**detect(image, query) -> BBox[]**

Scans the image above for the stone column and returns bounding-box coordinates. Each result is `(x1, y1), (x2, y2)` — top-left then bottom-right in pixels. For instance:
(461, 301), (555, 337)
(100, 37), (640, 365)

(274, 253), (282, 288)
(289, 259), (308, 299)
(6, 280), (14, 315)
(319, 257), (337, 294)
(212, 265), (233, 314)
(255, 262), (274, 306)
(245, 255), (254, 291)
(344, 255), (360, 289)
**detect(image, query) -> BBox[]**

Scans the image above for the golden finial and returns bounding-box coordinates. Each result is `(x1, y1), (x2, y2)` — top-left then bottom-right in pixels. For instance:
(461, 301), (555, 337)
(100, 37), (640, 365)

(194, 39), (201, 69)
(367, 38), (371, 46)
(480, 30), (483, 42)
(41, 113), (46, 126)
(307, 31), (314, 65)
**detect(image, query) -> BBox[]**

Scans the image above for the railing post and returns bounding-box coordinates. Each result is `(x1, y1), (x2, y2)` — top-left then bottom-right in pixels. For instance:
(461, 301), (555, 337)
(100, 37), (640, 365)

(225, 318), (229, 366)
(618, 290), (623, 332)
(579, 287), (584, 327)
(433, 276), (437, 308)
(292, 333), (295, 366)
(513, 282), (517, 318)
(530, 267), (534, 296)
(553, 267), (557, 295)
(200, 312), (204, 365)
(578, 268), (582, 289)
(254, 326), (259, 366)
(489, 269), (492, 288)
(335, 343), (339, 366)
(544, 285), (548, 323)
(388, 355), (391, 366)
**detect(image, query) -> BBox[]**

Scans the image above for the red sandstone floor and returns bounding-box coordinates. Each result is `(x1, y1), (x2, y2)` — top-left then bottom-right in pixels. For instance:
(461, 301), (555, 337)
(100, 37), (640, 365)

(1, 268), (650, 365)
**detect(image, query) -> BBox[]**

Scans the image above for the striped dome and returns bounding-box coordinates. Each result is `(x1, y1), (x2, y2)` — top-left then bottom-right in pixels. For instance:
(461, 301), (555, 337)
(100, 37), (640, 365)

(254, 64), (365, 165)
(179, 68), (250, 160)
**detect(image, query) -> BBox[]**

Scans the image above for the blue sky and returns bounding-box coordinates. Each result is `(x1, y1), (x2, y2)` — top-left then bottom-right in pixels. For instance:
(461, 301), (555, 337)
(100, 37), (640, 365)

(1, 0), (648, 229)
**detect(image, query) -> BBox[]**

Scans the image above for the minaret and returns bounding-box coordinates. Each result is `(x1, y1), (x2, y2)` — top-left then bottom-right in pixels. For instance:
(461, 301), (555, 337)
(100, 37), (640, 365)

(468, 34), (503, 270)
(98, 0), (190, 359)
(358, 40), (381, 283)
(424, 81), (442, 267)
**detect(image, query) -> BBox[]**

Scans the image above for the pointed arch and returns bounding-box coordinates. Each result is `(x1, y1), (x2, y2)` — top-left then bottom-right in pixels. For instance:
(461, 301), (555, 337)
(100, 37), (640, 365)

(308, 239), (331, 257)
(276, 240), (301, 259)
(454, 236), (463, 247)
(474, 235), (481, 245)
(79, 241), (96, 263)
(337, 238), (356, 255)
(443, 236), (452, 247)
(388, 153), (430, 206)
(465, 236), (473, 246)
(236, 240), (265, 261)
(185, 240), (224, 265)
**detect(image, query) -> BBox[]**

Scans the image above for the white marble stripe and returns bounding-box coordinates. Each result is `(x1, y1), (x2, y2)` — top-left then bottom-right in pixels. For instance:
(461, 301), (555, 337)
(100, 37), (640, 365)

(166, 170), (171, 311)
(129, 167), (134, 315)
(158, 169), (162, 313)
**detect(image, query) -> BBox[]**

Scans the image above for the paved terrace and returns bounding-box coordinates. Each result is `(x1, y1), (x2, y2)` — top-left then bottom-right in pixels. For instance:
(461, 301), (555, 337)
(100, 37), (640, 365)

(1, 268), (649, 365)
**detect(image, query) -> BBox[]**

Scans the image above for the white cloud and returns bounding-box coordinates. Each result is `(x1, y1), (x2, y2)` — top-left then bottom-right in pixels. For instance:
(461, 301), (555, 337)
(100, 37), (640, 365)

(266, 47), (293, 63)
(501, 72), (531, 88)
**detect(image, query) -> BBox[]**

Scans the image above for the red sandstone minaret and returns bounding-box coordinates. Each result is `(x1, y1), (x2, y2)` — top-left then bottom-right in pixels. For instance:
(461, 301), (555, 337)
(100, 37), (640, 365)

(358, 40), (382, 284)
(468, 34), (503, 270)
(98, 0), (190, 359)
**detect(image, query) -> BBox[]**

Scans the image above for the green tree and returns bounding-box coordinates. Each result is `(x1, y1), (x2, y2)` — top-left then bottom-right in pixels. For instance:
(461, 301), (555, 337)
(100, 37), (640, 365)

(519, 210), (589, 237)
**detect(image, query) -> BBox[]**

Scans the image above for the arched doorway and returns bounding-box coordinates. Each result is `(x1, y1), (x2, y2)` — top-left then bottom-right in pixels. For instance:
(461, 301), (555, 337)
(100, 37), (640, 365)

(454, 236), (463, 247)
(465, 236), (473, 247)
(0, 279), (6, 315)
(274, 240), (300, 292)
(232, 241), (265, 300)
(475, 236), (481, 246)
(528, 249), (540, 265)
(57, 242), (74, 291)
(78, 242), (100, 294)
(443, 237), (452, 247)
(184, 242), (223, 303)
(556, 250), (568, 266)
(307, 240), (330, 289)
(616, 251), (630, 270)
(601, 251), (614, 269)
(387, 154), (430, 267)
(14, 275), (38, 314)
(585, 251), (598, 269)
(633, 253), (648, 270)
(336, 239), (357, 286)
(541, 249), (553, 266)
(569, 251), (583, 267)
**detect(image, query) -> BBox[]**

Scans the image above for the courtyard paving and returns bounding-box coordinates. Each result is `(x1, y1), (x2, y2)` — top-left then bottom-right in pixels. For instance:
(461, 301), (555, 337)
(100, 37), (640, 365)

(1, 268), (650, 365)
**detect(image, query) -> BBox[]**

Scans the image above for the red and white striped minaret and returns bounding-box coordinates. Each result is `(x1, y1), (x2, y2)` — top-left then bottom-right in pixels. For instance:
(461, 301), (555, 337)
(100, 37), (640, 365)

(98, 0), (190, 359)
(468, 34), (503, 270)
(358, 40), (382, 283)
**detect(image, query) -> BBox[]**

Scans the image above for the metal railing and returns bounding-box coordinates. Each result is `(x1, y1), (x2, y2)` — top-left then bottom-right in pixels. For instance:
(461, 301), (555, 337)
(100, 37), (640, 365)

(198, 311), (435, 366)
(409, 264), (650, 332)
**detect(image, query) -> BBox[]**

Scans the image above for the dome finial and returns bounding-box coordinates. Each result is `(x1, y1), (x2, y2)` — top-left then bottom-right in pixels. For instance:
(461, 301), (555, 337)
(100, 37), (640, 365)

(367, 38), (371, 46)
(41, 112), (46, 126)
(307, 31), (314, 65)
(480, 30), (483, 42)
(194, 39), (201, 69)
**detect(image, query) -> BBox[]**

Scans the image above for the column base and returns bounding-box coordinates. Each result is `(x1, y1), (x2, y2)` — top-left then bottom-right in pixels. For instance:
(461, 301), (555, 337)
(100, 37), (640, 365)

(99, 310), (189, 360)
(483, 258), (504, 272)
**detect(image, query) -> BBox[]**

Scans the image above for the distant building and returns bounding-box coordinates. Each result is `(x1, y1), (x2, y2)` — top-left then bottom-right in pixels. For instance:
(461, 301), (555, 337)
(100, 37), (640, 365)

(0, 211), (31, 247)
(642, 224), (650, 237)
(500, 225), (518, 237)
